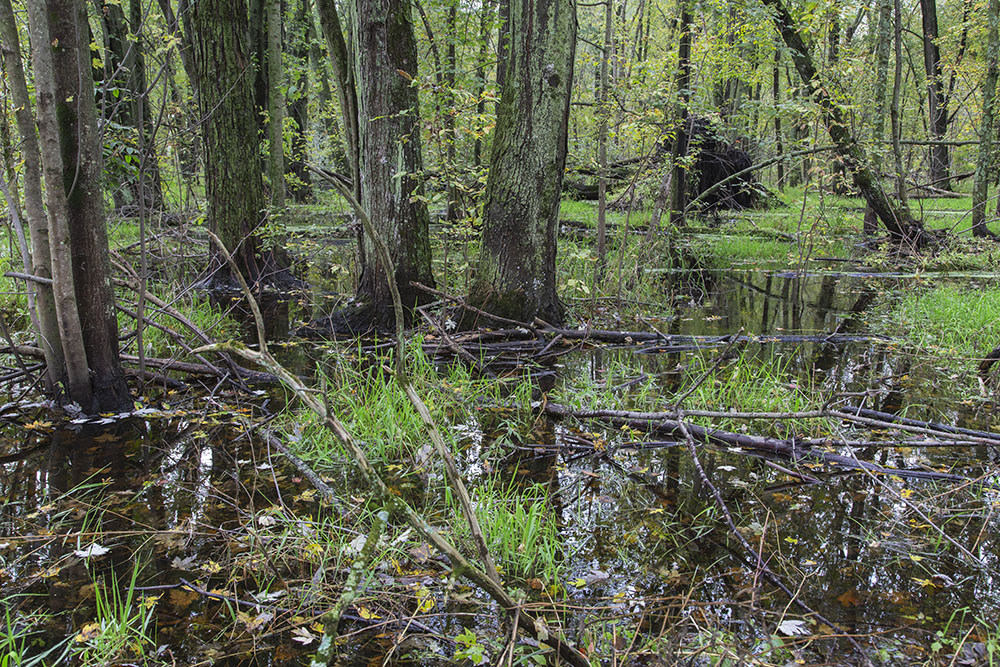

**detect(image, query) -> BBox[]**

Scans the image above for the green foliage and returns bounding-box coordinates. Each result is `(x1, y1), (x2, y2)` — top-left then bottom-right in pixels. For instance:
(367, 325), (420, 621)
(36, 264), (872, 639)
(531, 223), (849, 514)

(877, 284), (1000, 357)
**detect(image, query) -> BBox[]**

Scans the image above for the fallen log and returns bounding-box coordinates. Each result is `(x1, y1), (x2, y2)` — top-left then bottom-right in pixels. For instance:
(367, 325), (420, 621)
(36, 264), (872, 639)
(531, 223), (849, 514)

(543, 402), (978, 485)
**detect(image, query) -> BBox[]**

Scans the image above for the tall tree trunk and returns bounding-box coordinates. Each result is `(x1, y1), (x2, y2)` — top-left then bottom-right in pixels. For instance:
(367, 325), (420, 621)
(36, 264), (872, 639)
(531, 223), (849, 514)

(287, 0), (312, 202)
(191, 0), (286, 286)
(972, 0), (1000, 237)
(867, 0), (892, 235)
(668, 0), (692, 227)
(891, 0), (907, 203)
(0, 0), (62, 391)
(596, 0), (612, 275)
(773, 49), (784, 190)
(919, 0), (951, 189)
(762, 0), (928, 245)
(28, 0), (131, 411)
(444, 0), (460, 221)
(267, 0), (285, 208)
(353, 0), (434, 322)
(315, 0), (360, 200)
(129, 0), (163, 211)
(467, 0), (576, 324)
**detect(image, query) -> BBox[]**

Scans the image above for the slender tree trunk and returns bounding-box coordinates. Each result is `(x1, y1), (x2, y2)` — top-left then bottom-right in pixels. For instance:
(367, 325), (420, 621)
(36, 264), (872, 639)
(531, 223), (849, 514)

(467, 0), (576, 324)
(762, 0), (928, 245)
(287, 0), (311, 202)
(668, 0), (692, 227)
(773, 49), (785, 190)
(891, 0), (907, 204)
(267, 0), (285, 208)
(973, 0), (1000, 237)
(444, 0), (460, 221)
(353, 0), (434, 322)
(0, 0), (62, 391)
(596, 0), (612, 275)
(919, 0), (951, 189)
(315, 0), (360, 200)
(473, 1), (492, 170)
(867, 0), (892, 235)
(129, 0), (163, 211)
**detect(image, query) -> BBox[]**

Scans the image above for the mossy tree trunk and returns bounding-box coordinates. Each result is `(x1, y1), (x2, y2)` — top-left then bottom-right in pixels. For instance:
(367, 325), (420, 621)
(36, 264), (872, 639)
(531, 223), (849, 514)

(466, 0), (577, 325)
(26, 0), (131, 412)
(191, 0), (287, 286)
(972, 0), (1000, 237)
(0, 0), (62, 392)
(352, 0), (434, 323)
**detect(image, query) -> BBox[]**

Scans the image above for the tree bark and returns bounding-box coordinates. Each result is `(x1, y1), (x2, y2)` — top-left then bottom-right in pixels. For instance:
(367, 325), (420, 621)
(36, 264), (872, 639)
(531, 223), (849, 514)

(27, 0), (131, 411)
(191, 0), (287, 286)
(0, 0), (63, 391)
(352, 0), (434, 322)
(467, 0), (576, 324)
(315, 0), (360, 201)
(919, 0), (951, 190)
(668, 0), (692, 227)
(267, 0), (285, 208)
(596, 0), (612, 275)
(972, 0), (1000, 237)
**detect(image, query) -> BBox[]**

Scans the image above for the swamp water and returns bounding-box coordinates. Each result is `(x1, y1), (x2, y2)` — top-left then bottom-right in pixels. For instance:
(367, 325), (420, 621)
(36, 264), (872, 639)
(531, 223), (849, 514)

(3, 238), (1000, 666)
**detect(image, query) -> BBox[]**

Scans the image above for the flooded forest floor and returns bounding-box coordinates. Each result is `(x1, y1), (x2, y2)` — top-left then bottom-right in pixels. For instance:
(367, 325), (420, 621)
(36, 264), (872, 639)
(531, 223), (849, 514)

(4, 187), (1000, 665)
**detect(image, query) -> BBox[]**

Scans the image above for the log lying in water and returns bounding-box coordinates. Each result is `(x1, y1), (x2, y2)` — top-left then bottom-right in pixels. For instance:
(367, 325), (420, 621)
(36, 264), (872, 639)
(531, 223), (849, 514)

(543, 401), (988, 485)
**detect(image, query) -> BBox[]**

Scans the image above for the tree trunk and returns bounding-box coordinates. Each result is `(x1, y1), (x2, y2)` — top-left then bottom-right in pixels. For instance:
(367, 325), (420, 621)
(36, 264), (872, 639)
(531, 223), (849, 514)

(315, 0), (360, 201)
(352, 0), (434, 322)
(773, 49), (784, 190)
(972, 0), (1000, 237)
(287, 0), (312, 202)
(596, 0), (612, 275)
(267, 0), (285, 208)
(467, 0), (576, 324)
(191, 0), (287, 286)
(668, 0), (692, 227)
(0, 0), (63, 391)
(762, 0), (929, 245)
(891, 0), (907, 203)
(919, 0), (951, 190)
(27, 0), (131, 411)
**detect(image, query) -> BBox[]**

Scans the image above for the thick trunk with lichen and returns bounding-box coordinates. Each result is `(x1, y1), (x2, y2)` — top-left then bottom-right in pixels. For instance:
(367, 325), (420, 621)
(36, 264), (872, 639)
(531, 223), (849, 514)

(763, 0), (928, 245)
(467, 0), (576, 325)
(973, 0), (1000, 236)
(353, 0), (434, 322)
(191, 0), (286, 286)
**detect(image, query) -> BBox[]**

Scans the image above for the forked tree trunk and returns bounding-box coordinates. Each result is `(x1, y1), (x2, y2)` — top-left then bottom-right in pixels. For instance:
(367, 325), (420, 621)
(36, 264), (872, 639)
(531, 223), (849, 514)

(467, 0), (576, 324)
(353, 0), (434, 322)
(25, 0), (130, 411)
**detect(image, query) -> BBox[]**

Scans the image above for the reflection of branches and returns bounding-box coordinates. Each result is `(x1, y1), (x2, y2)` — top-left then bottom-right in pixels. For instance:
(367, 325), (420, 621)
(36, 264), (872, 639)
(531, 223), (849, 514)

(196, 172), (592, 667)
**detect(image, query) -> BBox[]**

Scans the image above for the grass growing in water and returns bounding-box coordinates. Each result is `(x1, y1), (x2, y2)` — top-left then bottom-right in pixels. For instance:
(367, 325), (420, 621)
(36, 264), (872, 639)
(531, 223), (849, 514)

(878, 285), (1000, 358)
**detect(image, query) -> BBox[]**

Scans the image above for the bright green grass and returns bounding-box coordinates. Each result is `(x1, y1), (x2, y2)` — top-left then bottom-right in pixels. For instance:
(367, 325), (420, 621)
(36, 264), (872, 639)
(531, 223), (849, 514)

(687, 235), (792, 268)
(878, 285), (1000, 358)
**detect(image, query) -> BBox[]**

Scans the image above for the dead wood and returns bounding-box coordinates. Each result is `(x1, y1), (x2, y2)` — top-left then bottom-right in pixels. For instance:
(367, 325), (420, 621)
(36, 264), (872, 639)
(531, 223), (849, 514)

(543, 402), (978, 485)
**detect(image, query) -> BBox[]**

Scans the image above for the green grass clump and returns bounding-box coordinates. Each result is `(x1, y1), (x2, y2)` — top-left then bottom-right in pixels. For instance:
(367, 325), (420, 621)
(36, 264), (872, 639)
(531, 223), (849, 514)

(878, 285), (1000, 358)
(687, 235), (792, 269)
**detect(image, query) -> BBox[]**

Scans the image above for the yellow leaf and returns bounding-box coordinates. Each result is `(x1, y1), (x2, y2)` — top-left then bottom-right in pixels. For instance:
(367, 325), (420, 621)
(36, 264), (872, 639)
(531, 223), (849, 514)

(358, 606), (381, 620)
